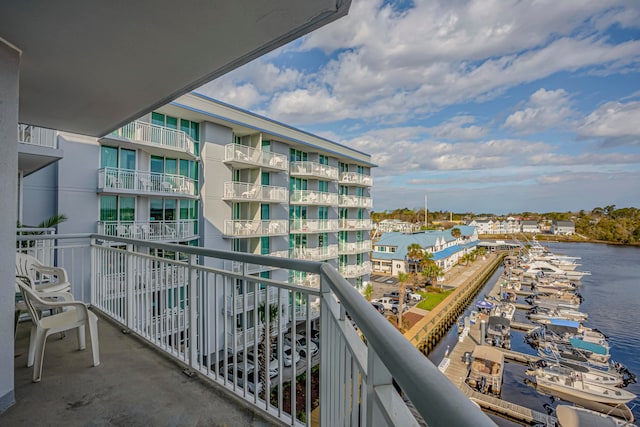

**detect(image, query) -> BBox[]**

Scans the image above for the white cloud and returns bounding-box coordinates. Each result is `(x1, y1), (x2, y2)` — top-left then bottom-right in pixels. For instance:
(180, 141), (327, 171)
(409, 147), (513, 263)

(427, 116), (488, 140)
(578, 101), (640, 145)
(504, 88), (575, 134)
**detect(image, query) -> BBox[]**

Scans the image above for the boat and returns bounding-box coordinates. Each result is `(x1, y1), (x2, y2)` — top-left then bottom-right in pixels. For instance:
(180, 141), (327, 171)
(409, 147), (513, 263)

(465, 345), (504, 396)
(486, 316), (511, 349)
(528, 306), (588, 323)
(475, 299), (494, 314)
(523, 261), (590, 280)
(526, 359), (624, 387)
(532, 367), (636, 405)
(556, 405), (636, 427)
(490, 302), (515, 320)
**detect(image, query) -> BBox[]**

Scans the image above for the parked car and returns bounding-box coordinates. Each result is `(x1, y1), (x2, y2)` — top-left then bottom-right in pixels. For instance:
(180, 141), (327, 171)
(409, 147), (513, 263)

(383, 290), (411, 303)
(371, 301), (385, 314)
(243, 349), (279, 378)
(408, 292), (422, 301)
(226, 363), (263, 395)
(285, 333), (319, 359)
(373, 297), (407, 314)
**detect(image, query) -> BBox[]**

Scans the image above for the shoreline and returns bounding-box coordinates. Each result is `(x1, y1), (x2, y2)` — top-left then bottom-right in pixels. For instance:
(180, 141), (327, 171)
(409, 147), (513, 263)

(480, 234), (640, 247)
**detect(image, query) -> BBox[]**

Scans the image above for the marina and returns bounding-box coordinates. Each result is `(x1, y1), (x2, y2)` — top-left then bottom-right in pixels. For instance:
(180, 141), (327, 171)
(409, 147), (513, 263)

(434, 241), (639, 426)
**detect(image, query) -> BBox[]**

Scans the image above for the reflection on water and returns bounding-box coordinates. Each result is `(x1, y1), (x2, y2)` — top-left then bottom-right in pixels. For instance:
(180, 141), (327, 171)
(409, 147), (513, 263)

(428, 243), (640, 425)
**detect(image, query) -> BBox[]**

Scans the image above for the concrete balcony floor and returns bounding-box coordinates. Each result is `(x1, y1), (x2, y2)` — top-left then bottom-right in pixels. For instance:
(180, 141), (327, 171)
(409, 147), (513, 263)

(3, 313), (275, 427)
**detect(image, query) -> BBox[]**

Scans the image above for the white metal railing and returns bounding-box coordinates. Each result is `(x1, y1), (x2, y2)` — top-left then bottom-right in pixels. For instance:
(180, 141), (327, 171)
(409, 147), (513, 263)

(339, 261), (372, 278)
(338, 194), (372, 208)
(97, 220), (197, 241)
(108, 121), (196, 156)
(224, 220), (288, 237)
(228, 250), (288, 274)
(289, 219), (338, 233)
(290, 273), (320, 288)
(98, 168), (197, 196)
(290, 190), (338, 205)
(224, 144), (288, 171)
(223, 182), (288, 203)
(291, 245), (338, 261)
(15, 233), (494, 427)
(18, 124), (57, 148)
(339, 218), (372, 230)
(339, 171), (373, 187)
(290, 161), (339, 180)
(338, 240), (372, 254)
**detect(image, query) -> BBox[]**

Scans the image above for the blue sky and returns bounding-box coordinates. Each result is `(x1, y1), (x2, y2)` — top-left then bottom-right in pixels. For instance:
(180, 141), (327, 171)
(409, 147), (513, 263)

(198, 0), (640, 214)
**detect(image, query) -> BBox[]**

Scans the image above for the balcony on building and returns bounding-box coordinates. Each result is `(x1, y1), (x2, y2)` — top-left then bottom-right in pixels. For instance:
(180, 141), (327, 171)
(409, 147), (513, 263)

(338, 171), (373, 187)
(291, 245), (339, 261)
(290, 273), (320, 288)
(338, 240), (372, 255)
(223, 219), (288, 237)
(289, 219), (339, 234)
(339, 261), (372, 278)
(97, 219), (198, 241)
(339, 218), (372, 231)
(289, 190), (338, 206)
(226, 250), (288, 274)
(17, 124), (63, 176)
(222, 182), (288, 203)
(98, 168), (198, 198)
(289, 161), (339, 180)
(338, 194), (373, 209)
(224, 144), (288, 172)
(100, 121), (198, 159)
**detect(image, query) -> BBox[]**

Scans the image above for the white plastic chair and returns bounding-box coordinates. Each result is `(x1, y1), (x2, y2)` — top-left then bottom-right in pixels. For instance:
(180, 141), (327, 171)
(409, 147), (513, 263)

(16, 276), (100, 382)
(16, 253), (71, 293)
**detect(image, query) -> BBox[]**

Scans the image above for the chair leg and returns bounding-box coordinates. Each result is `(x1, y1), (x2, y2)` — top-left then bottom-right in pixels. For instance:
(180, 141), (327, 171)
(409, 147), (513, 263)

(88, 314), (100, 366)
(32, 330), (48, 382)
(27, 325), (38, 367)
(77, 324), (86, 350)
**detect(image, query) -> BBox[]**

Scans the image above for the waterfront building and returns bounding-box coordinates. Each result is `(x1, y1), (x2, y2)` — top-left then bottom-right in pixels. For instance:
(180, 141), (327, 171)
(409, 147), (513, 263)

(21, 93), (374, 351)
(374, 219), (420, 234)
(551, 220), (575, 235)
(521, 220), (541, 234)
(467, 218), (495, 234)
(371, 226), (478, 276)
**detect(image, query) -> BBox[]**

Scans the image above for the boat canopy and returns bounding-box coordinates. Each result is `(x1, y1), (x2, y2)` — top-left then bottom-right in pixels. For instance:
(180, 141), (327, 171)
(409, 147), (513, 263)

(549, 318), (580, 328)
(569, 338), (607, 355)
(471, 346), (504, 365)
(475, 300), (494, 310)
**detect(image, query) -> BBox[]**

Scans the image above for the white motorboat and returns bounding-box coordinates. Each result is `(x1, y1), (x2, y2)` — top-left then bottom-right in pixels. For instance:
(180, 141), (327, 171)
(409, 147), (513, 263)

(526, 360), (623, 387)
(465, 346), (504, 396)
(556, 405), (637, 427)
(490, 302), (516, 320)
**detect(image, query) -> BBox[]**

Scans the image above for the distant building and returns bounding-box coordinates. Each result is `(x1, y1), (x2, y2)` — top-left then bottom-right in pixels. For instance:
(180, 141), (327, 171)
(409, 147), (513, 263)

(375, 219), (420, 234)
(521, 220), (540, 234)
(467, 219), (494, 234)
(551, 220), (575, 235)
(371, 226), (479, 275)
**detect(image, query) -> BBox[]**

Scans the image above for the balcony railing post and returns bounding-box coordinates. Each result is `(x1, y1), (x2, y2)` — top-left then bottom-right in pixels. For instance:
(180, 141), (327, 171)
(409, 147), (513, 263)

(366, 346), (394, 426)
(188, 253), (198, 368)
(125, 243), (134, 329)
(319, 274), (332, 427)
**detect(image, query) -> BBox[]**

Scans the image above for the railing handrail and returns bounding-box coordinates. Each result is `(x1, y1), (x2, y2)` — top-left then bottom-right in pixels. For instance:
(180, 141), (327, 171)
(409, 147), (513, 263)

(18, 123), (58, 148)
(99, 167), (196, 184)
(111, 121), (196, 156)
(319, 264), (495, 427)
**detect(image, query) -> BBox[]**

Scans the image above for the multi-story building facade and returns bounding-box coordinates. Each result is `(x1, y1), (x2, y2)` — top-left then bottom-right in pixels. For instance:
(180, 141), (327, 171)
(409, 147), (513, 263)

(21, 93), (374, 354)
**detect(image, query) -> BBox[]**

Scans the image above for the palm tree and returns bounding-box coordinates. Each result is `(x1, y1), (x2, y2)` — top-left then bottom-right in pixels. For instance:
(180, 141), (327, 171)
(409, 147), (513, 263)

(363, 283), (373, 302)
(397, 272), (410, 329)
(451, 227), (461, 240)
(406, 243), (423, 273)
(257, 300), (280, 400)
(421, 262), (442, 288)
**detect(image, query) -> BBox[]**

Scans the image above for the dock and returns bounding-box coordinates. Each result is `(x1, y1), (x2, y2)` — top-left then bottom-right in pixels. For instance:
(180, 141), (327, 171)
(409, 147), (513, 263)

(440, 269), (556, 426)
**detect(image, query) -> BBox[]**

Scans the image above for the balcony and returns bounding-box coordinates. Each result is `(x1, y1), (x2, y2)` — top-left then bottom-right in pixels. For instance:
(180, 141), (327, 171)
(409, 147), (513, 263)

(290, 245), (339, 261)
(17, 124), (63, 176)
(223, 220), (288, 237)
(224, 144), (288, 172)
(290, 190), (338, 206)
(98, 168), (197, 197)
(18, 124), (57, 148)
(225, 287), (281, 315)
(338, 194), (372, 208)
(97, 219), (198, 241)
(222, 182), (288, 203)
(339, 218), (372, 230)
(339, 261), (372, 278)
(102, 121), (197, 158)
(12, 233), (493, 427)
(339, 171), (373, 187)
(338, 240), (372, 255)
(290, 273), (320, 288)
(227, 250), (289, 274)
(289, 161), (339, 180)
(289, 219), (338, 233)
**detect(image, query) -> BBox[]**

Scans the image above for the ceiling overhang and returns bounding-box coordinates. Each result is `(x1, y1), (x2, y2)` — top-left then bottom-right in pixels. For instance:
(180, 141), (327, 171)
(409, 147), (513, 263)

(1, 0), (350, 137)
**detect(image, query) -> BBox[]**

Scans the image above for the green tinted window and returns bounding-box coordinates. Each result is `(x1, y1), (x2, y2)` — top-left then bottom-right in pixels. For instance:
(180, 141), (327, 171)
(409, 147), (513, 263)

(100, 146), (118, 169)
(100, 196), (117, 221)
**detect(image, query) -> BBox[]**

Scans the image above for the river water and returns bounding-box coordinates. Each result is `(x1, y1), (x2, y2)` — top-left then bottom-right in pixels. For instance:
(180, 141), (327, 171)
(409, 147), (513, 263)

(427, 242), (640, 425)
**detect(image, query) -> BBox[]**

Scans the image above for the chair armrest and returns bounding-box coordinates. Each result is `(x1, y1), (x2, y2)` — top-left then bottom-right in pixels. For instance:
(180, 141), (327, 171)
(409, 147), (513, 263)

(34, 265), (70, 284)
(40, 290), (76, 302)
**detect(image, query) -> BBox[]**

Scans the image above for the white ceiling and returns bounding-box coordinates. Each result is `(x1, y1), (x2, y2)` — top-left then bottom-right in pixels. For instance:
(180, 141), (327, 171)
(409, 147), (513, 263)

(1, 0), (350, 137)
